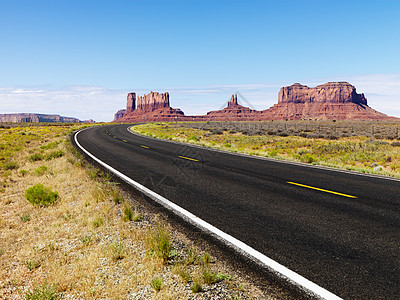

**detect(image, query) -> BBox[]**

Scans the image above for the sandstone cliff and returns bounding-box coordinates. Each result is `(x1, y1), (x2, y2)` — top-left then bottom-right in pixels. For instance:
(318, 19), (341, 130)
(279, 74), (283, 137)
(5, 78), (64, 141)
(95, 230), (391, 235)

(263, 82), (393, 120)
(114, 109), (126, 121)
(117, 91), (184, 122)
(0, 113), (92, 123)
(278, 82), (367, 105)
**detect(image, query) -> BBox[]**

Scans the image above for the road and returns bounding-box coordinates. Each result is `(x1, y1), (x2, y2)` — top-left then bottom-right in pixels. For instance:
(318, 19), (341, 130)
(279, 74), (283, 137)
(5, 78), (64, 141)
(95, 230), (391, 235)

(74, 124), (400, 299)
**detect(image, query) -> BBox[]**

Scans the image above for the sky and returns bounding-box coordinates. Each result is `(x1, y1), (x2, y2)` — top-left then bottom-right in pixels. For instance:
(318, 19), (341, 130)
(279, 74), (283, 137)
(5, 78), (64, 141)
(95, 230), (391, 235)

(0, 0), (399, 121)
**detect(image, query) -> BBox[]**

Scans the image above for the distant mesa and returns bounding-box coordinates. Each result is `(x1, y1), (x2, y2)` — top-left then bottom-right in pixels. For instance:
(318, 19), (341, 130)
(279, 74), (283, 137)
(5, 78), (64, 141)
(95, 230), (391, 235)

(266, 82), (393, 120)
(0, 113), (94, 123)
(113, 109), (126, 121)
(114, 82), (397, 122)
(116, 91), (184, 122)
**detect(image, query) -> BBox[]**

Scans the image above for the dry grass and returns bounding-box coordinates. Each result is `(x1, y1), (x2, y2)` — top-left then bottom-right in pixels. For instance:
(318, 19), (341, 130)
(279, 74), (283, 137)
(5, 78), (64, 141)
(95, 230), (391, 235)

(133, 121), (400, 178)
(0, 124), (270, 299)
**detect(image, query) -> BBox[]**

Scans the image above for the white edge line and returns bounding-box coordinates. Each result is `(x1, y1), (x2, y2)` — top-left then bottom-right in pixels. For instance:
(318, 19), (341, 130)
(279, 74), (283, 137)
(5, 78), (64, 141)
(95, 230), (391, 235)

(74, 127), (342, 300)
(127, 126), (400, 182)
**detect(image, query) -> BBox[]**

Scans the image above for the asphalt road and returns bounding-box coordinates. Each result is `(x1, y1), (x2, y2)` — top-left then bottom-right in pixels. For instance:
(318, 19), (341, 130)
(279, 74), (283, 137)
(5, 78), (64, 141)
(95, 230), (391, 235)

(75, 124), (400, 299)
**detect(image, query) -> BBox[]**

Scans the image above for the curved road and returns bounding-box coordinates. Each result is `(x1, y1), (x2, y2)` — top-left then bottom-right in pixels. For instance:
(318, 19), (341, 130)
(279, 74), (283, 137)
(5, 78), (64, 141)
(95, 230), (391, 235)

(74, 124), (400, 299)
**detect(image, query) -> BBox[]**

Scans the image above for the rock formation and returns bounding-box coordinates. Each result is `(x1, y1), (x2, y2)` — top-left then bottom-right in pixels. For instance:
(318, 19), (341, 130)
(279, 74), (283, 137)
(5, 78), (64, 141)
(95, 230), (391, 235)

(114, 83), (397, 122)
(206, 94), (261, 121)
(117, 91), (184, 122)
(137, 92), (170, 111)
(263, 82), (393, 120)
(114, 109), (126, 121)
(278, 82), (367, 105)
(0, 113), (93, 123)
(228, 94), (238, 107)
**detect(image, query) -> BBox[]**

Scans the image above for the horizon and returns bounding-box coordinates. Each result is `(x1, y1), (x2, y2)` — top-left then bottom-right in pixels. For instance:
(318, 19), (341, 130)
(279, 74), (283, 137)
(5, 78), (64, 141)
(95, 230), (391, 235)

(1, 1), (399, 121)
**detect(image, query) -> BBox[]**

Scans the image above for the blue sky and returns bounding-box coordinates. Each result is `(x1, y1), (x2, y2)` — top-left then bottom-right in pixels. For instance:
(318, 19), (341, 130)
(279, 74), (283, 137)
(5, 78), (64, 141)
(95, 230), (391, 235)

(1, 0), (399, 121)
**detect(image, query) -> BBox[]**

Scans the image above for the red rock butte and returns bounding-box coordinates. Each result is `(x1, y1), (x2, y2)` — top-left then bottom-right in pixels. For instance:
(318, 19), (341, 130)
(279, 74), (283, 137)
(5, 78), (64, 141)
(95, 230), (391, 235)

(115, 82), (397, 122)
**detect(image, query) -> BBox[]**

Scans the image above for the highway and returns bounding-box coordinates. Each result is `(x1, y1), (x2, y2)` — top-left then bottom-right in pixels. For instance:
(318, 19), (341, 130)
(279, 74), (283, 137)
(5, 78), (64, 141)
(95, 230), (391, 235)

(74, 124), (400, 299)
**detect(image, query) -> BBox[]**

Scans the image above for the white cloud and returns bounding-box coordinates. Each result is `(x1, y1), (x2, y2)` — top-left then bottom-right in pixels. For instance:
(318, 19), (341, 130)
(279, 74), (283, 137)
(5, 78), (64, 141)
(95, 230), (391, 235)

(349, 74), (400, 118)
(0, 86), (128, 122)
(11, 89), (44, 94)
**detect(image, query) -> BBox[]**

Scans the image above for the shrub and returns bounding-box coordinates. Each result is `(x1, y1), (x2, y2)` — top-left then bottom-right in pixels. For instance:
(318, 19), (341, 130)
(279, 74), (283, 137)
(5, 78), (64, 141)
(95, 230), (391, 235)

(202, 252), (213, 264)
(132, 211), (143, 222)
(3, 161), (19, 170)
(150, 277), (162, 292)
(391, 141), (400, 147)
(19, 169), (28, 176)
(212, 129), (223, 135)
(300, 153), (315, 164)
(185, 247), (200, 265)
(87, 167), (99, 180)
(145, 220), (171, 263)
(20, 212), (31, 222)
(29, 153), (44, 162)
(45, 150), (64, 161)
(92, 215), (103, 228)
(202, 267), (218, 284)
(34, 166), (49, 176)
(25, 259), (42, 270)
(23, 281), (60, 300)
(25, 184), (59, 207)
(40, 141), (59, 150)
(174, 265), (191, 283)
(188, 135), (200, 142)
(123, 203), (133, 221)
(109, 239), (125, 261)
(80, 234), (92, 245)
(111, 188), (122, 204)
(191, 281), (202, 293)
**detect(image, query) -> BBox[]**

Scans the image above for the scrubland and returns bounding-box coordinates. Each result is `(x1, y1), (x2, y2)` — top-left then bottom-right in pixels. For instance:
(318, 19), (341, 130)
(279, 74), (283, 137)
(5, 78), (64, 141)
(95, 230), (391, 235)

(0, 123), (270, 299)
(132, 120), (400, 178)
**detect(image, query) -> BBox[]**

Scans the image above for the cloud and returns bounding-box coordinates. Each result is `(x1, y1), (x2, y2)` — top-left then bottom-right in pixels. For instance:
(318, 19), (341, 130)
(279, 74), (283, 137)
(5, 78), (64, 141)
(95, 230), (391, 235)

(349, 74), (400, 118)
(0, 86), (128, 122)
(11, 89), (44, 94)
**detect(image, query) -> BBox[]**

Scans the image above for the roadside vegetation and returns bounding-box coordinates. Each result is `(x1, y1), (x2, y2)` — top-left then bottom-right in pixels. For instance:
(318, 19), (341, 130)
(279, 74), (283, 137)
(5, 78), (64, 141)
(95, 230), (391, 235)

(0, 123), (266, 299)
(132, 120), (400, 178)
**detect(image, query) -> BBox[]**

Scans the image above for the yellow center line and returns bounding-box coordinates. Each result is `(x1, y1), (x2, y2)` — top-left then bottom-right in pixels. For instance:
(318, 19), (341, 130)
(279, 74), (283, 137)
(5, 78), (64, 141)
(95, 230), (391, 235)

(287, 182), (357, 198)
(140, 145), (149, 149)
(179, 155), (199, 162)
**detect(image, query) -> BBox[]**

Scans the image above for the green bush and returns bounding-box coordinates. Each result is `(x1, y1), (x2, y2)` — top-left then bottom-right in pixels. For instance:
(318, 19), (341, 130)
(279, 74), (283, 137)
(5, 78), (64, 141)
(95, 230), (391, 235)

(150, 277), (163, 292)
(35, 166), (49, 176)
(93, 215), (103, 228)
(40, 141), (60, 150)
(25, 184), (59, 207)
(29, 153), (44, 162)
(191, 281), (202, 293)
(25, 259), (41, 270)
(45, 150), (64, 161)
(20, 212), (31, 222)
(109, 239), (125, 261)
(80, 234), (92, 245)
(23, 281), (60, 300)
(3, 161), (19, 170)
(202, 267), (218, 284)
(187, 135), (200, 142)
